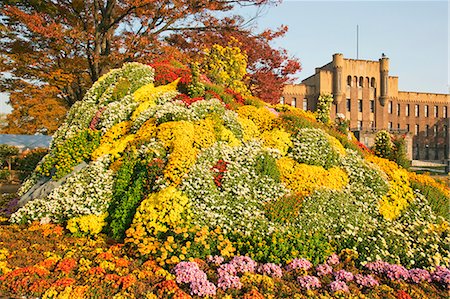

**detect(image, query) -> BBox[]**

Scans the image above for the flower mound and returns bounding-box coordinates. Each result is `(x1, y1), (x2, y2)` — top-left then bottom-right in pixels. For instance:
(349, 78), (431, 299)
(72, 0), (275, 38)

(9, 62), (449, 276)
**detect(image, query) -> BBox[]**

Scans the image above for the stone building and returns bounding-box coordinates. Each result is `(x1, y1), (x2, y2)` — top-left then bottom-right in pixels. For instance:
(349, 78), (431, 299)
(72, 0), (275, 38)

(282, 53), (449, 162)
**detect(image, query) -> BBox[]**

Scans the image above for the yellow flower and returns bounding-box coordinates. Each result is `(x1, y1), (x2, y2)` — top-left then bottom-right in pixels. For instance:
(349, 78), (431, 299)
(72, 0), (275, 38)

(277, 157), (349, 196)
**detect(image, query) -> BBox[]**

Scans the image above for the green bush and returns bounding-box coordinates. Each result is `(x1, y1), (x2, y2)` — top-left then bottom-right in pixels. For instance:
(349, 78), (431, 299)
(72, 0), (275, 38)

(410, 180), (449, 221)
(230, 228), (334, 265)
(107, 152), (165, 240)
(16, 148), (48, 181)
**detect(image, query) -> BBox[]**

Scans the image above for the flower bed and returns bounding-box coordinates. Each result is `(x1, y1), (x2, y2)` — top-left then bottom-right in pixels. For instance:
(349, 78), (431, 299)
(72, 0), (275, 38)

(1, 62), (449, 298)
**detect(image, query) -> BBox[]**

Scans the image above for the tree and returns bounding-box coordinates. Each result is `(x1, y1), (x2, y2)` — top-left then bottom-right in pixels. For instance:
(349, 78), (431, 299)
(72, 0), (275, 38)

(0, 0), (283, 134)
(167, 24), (301, 103)
(315, 94), (333, 124)
(373, 130), (392, 159)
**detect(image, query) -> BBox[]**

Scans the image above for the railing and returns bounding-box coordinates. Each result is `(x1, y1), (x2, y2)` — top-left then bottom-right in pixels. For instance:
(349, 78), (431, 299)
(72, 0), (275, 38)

(350, 128), (409, 134)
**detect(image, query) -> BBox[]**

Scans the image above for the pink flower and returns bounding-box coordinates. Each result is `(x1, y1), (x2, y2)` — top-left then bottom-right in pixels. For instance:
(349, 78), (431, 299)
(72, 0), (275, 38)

(316, 263), (333, 276)
(258, 263), (283, 278)
(297, 275), (321, 290)
(286, 258), (312, 271)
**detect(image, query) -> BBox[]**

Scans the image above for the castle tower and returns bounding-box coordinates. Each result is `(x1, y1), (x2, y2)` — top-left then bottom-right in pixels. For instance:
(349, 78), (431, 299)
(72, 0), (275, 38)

(376, 54), (390, 129)
(332, 53), (344, 118)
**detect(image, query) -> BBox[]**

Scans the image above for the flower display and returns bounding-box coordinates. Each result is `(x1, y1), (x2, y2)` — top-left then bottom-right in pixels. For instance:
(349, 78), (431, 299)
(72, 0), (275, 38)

(2, 61), (449, 298)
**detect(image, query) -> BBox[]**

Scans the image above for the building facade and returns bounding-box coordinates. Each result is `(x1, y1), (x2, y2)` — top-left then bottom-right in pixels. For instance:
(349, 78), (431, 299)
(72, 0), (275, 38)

(282, 53), (449, 162)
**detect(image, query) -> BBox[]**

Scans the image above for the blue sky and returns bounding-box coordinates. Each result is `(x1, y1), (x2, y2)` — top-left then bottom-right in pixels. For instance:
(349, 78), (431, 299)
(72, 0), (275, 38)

(239, 0), (448, 92)
(1, 0), (448, 114)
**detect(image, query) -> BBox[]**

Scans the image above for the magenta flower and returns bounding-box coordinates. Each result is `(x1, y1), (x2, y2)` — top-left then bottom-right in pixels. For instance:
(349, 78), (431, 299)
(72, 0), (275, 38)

(355, 274), (379, 288)
(297, 275), (321, 290)
(327, 253), (340, 266)
(258, 263), (283, 278)
(316, 263), (333, 276)
(329, 280), (349, 293)
(286, 258), (313, 271)
(334, 270), (354, 282)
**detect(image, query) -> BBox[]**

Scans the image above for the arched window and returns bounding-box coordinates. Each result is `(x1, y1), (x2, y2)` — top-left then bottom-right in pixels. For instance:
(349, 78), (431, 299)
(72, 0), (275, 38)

(371, 78), (376, 88)
(359, 76), (364, 87)
(365, 77), (369, 87)
(354, 76), (358, 86)
(347, 75), (352, 87)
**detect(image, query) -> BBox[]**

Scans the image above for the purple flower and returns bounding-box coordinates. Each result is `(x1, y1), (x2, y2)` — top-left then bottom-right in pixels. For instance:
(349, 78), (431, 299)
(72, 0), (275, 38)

(286, 258), (312, 271)
(297, 275), (321, 290)
(432, 266), (450, 289)
(385, 264), (409, 281)
(408, 268), (431, 283)
(364, 261), (390, 274)
(355, 274), (379, 288)
(334, 270), (354, 282)
(329, 280), (349, 293)
(258, 263), (283, 278)
(316, 263), (333, 276)
(327, 253), (340, 266)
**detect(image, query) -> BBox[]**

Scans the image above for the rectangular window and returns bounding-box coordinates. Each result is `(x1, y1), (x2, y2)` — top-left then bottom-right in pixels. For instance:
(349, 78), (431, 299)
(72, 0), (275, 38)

(406, 104), (410, 116)
(397, 123), (400, 130)
(346, 98), (351, 112)
(415, 104), (419, 117)
(397, 103), (400, 116)
(424, 105), (429, 117)
(406, 124), (410, 132)
(358, 100), (363, 112)
(415, 124), (419, 136)
(434, 106), (438, 117)
(291, 97), (296, 107)
(434, 125), (438, 137)
(388, 122), (393, 131)
(444, 106), (448, 118)
(357, 121), (362, 130)
(370, 100), (375, 113)
(303, 98), (308, 111)
(388, 101), (393, 114)
(370, 121), (375, 129)
(279, 97), (284, 105)
(425, 125), (429, 137)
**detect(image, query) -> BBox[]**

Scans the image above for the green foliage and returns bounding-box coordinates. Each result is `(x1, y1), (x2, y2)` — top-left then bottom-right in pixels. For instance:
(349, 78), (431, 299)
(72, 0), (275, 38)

(107, 152), (165, 240)
(254, 152), (280, 183)
(410, 180), (449, 221)
(391, 134), (410, 169)
(373, 130), (392, 158)
(277, 112), (316, 134)
(264, 194), (302, 223)
(315, 94), (333, 124)
(0, 169), (9, 181)
(15, 148), (48, 181)
(0, 144), (19, 167)
(230, 229), (334, 264)
(111, 78), (131, 102)
(36, 129), (101, 179)
(187, 62), (205, 98)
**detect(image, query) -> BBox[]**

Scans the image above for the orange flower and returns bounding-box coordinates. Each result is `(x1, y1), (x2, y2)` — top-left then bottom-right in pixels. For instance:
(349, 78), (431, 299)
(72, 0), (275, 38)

(97, 252), (115, 261)
(115, 258), (131, 268)
(243, 289), (266, 299)
(55, 258), (77, 274)
(88, 266), (106, 276)
(173, 289), (193, 299)
(53, 277), (76, 288)
(119, 274), (137, 290)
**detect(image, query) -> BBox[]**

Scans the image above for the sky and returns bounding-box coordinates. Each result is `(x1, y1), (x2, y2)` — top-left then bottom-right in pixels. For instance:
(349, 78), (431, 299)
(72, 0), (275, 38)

(0, 0), (448, 114)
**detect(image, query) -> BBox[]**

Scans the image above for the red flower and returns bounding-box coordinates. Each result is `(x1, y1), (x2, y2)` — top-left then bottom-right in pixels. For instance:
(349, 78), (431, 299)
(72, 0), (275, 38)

(211, 159), (228, 189)
(118, 274), (136, 290)
(396, 290), (412, 299)
(88, 266), (106, 276)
